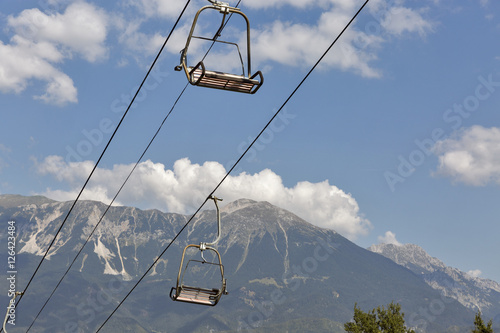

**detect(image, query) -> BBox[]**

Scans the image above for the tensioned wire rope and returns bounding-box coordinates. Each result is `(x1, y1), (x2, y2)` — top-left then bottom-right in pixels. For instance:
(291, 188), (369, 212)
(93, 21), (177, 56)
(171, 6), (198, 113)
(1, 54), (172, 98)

(23, 1), (242, 331)
(95, 0), (371, 331)
(0, 1), (193, 332)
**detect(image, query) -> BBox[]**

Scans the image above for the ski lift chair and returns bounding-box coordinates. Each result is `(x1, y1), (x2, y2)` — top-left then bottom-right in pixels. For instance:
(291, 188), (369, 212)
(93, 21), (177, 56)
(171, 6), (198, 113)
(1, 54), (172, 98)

(169, 244), (226, 306)
(170, 196), (228, 306)
(174, 1), (263, 94)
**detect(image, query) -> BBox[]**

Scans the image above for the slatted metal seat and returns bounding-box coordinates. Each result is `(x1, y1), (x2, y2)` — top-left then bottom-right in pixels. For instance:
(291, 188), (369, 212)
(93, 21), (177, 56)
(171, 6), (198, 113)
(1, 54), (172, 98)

(170, 285), (221, 306)
(170, 248), (227, 306)
(188, 64), (263, 94)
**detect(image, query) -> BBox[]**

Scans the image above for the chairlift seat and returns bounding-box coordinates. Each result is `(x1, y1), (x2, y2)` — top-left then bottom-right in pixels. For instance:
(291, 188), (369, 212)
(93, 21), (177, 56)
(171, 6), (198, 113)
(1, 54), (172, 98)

(170, 242), (227, 307)
(170, 285), (221, 306)
(188, 64), (263, 94)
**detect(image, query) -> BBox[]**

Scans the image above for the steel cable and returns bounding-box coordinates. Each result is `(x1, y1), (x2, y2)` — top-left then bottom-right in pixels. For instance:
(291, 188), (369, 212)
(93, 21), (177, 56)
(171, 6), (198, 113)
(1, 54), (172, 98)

(95, 1), (370, 331)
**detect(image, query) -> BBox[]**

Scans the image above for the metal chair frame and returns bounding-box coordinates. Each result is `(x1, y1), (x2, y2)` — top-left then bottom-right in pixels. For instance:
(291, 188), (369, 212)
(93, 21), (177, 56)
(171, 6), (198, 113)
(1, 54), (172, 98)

(170, 196), (227, 306)
(170, 245), (226, 306)
(175, 1), (263, 94)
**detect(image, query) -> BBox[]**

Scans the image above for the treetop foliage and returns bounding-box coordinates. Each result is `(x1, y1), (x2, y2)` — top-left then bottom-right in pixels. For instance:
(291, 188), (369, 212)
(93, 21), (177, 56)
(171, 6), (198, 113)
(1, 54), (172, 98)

(344, 302), (415, 333)
(472, 311), (494, 333)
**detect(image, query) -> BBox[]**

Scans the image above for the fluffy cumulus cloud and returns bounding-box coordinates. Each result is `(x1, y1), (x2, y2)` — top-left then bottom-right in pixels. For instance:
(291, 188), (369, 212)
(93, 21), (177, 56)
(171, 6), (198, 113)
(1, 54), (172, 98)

(433, 126), (500, 186)
(8, 2), (109, 62)
(467, 269), (482, 278)
(245, 0), (361, 11)
(0, 35), (77, 105)
(131, 0), (190, 19)
(379, 6), (434, 36)
(377, 230), (402, 246)
(35, 156), (371, 239)
(250, 13), (383, 78)
(245, 0), (434, 77)
(0, 2), (108, 105)
(116, 20), (173, 56)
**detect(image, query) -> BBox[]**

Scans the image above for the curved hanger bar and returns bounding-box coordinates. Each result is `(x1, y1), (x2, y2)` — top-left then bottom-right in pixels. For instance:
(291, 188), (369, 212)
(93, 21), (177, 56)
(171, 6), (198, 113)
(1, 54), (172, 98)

(203, 196), (223, 248)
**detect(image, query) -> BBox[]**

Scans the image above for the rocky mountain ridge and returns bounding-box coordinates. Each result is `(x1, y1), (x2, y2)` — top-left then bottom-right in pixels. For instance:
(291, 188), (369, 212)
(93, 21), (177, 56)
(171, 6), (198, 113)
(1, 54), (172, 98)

(0, 195), (479, 332)
(369, 243), (500, 322)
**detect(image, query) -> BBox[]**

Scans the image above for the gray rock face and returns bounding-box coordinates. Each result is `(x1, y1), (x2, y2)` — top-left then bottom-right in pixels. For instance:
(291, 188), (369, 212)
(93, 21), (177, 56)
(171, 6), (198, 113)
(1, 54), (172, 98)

(0, 195), (477, 332)
(369, 243), (500, 321)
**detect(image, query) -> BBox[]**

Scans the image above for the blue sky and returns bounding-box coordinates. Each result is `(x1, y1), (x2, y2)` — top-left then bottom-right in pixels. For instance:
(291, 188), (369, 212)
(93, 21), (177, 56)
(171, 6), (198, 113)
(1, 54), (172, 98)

(1, 0), (500, 283)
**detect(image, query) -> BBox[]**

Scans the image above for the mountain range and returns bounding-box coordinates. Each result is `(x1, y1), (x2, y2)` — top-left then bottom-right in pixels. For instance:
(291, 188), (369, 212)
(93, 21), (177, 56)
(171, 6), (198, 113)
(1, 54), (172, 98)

(0, 194), (495, 332)
(369, 243), (500, 323)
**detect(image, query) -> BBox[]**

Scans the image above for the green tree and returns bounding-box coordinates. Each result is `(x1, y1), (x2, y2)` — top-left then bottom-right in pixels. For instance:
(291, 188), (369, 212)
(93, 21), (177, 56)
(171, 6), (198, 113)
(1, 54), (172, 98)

(344, 302), (415, 333)
(472, 311), (494, 333)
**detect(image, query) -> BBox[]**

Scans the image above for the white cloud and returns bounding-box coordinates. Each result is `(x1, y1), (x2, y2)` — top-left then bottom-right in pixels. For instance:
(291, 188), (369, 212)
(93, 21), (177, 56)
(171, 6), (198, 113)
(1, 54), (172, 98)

(35, 155), (95, 183)
(0, 36), (77, 105)
(380, 6), (434, 37)
(35, 156), (371, 239)
(114, 5), (195, 60)
(130, 0), (190, 19)
(377, 231), (402, 246)
(0, 2), (109, 105)
(249, 13), (382, 78)
(467, 269), (482, 278)
(433, 126), (500, 186)
(117, 20), (171, 57)
(7, 2), (109, 62)
(248, 1), (433, 77)
(244, 0), (358, 10)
